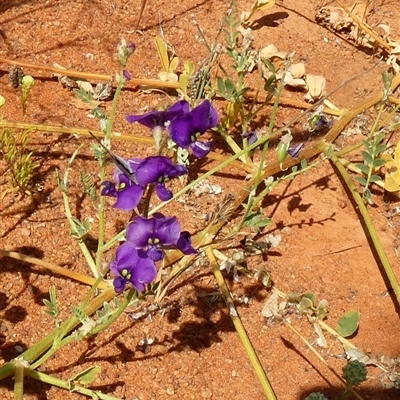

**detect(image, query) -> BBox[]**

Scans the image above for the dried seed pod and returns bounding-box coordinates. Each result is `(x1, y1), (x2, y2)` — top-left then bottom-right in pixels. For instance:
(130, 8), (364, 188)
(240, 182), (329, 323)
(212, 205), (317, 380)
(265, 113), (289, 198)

(9, 66), (24, 88)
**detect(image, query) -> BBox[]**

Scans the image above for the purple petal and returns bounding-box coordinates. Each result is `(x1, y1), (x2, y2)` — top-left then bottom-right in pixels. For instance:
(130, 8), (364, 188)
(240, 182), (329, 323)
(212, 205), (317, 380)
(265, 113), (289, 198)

(126, 111), (166, 129)
(110, 244), (157, 293)
(167, 99), (190, 114)
(113, 184), (144, 211)
(177, 231), (197, 255)
(123, 70), (131, 81)
(101, 181), (118, 197)
(190, 100), (219, 133)
(287, 143), (305, 158)
(168, 114), (195, 148)
(135, 156), (169, 185)
(113, 276), (126, 293)
(126, 216), (154, 247)
(135, 156), (188, 186)
(155, 183), (173, 201)
(146, 246), (164, 262)
(110, 241), (137, 271)
(191, 141), (212, 158)
(130, 254), (157, 292)
(241, 131), (258, 146)
(153, 214), (181, 245)
(126, 100), (190, 130)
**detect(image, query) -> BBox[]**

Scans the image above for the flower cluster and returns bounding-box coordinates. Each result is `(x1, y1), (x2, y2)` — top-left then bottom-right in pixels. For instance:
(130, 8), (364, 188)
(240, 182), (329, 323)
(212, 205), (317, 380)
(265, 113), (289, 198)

(105, 99), (218, 293)
(101, 155), (187, 211)
(110, 213), (196, 293)
(127, 99), (219, 158)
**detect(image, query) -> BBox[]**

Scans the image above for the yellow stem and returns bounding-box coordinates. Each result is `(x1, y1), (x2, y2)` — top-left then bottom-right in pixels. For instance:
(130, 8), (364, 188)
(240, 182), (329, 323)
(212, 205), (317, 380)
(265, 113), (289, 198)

(0, 249), (109, 289)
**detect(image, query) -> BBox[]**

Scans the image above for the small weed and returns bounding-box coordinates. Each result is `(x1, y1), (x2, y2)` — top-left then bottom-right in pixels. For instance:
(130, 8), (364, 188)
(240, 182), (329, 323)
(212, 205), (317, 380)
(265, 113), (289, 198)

(0, 128), (39, 197)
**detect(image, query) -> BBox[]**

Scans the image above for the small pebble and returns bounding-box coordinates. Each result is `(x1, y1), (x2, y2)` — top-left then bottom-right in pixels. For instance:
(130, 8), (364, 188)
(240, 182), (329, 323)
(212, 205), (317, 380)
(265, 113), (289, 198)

(201, 388), (213, 398)
(14, 345), (24, 353)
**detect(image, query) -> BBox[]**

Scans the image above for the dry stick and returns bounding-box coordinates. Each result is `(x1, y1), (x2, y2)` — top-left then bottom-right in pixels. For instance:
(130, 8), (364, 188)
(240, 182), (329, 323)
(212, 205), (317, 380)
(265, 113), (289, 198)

(334, 0), (392, 51)
(136, 0), (148, 30)
(0, 56), (341, 115)
(0, 249), (109, 290)
(0, 56), (180, 89)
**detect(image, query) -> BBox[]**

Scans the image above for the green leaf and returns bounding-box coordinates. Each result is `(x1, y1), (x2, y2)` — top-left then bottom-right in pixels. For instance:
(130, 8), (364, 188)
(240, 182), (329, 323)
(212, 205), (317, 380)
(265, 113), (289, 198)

(224, 78), (236, 96)
(217, 76), (226, 94)
(337, 310), (360, 337)
(369, 174), (382, 183)
(70, 366), (101, 387)
(169, 56), (179, 73)
(354, 176), (367, 186)
(355, 163), (369, 175)
(375, 144), (387, 154)
(372, 158), (386, 168)
(361, 151), (373, 164)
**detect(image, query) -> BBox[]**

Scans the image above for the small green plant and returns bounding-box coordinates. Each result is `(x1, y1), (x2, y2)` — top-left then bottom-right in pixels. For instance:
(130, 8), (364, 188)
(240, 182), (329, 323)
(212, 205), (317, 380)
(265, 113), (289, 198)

(304, 393), (328, 400)
(21, 75), (34, 114)
(354, 131), (386, 204)
(342, 360), (367, 388)
(0, 128), (39, 197)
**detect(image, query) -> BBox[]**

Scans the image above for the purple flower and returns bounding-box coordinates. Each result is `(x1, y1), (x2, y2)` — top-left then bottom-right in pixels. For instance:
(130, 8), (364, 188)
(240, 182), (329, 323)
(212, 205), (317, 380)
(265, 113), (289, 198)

(117, 39), (136, 67)
(126, 213), (196, 261)
(101, 162), (144, 211)
(134, 156), (188, 201)
(287, 143), (305, 158)
(176, 231), (196, 254)
(110, 242), (157, 293)
(123, 70), (131, 81)
(241, 131), (258, 146)
(168, 100), (219, 158)
(126, 100), (190, 130)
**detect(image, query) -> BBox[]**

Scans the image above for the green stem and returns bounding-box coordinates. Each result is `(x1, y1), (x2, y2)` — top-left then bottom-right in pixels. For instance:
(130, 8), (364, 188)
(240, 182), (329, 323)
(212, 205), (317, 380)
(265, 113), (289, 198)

(14, 358), (25, 400)
(205, 246), (277, 399)
(58, 154), (98, 277)
(95, 75), (124, 272)
(0, 288), (116, 381)
(30, 275), (108, 370)
(330, 152), (400, 303)
(25, 369), (122, 400)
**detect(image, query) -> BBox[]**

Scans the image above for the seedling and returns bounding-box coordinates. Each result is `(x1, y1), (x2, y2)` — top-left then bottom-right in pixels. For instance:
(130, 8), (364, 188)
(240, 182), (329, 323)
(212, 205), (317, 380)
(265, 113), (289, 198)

(0, 128), (39, 197)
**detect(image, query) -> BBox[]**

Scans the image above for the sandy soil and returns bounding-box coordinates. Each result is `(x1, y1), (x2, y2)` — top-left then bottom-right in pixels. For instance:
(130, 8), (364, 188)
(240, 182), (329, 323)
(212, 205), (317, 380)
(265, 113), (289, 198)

(1, 1), (400, 399)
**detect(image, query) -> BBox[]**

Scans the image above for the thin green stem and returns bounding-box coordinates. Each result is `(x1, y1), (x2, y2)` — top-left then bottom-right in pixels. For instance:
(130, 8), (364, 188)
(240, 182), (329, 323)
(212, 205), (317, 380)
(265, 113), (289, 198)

(26, 369), (122, 400)
(58, 153), (98, 277)
(14, 358), (25, 400)
(330, 152), (400, 303)
(95, 75), (125, 272)
(0, 288), (116, 381)
(206, 246), (277, 399)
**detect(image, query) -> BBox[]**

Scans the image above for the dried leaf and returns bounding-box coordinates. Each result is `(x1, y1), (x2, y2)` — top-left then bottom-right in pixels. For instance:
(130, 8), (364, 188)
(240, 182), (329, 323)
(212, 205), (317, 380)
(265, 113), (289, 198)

(76, 80), (94, 94)
(288, 63), (306, 78)
(384, 142), (400, 192)
(283, 72), (307, 88)
(262, 291), (280, 318)
(305, 74), (326, 101)
(259, 44), (287, 60)
(158, 71), (178, 82)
